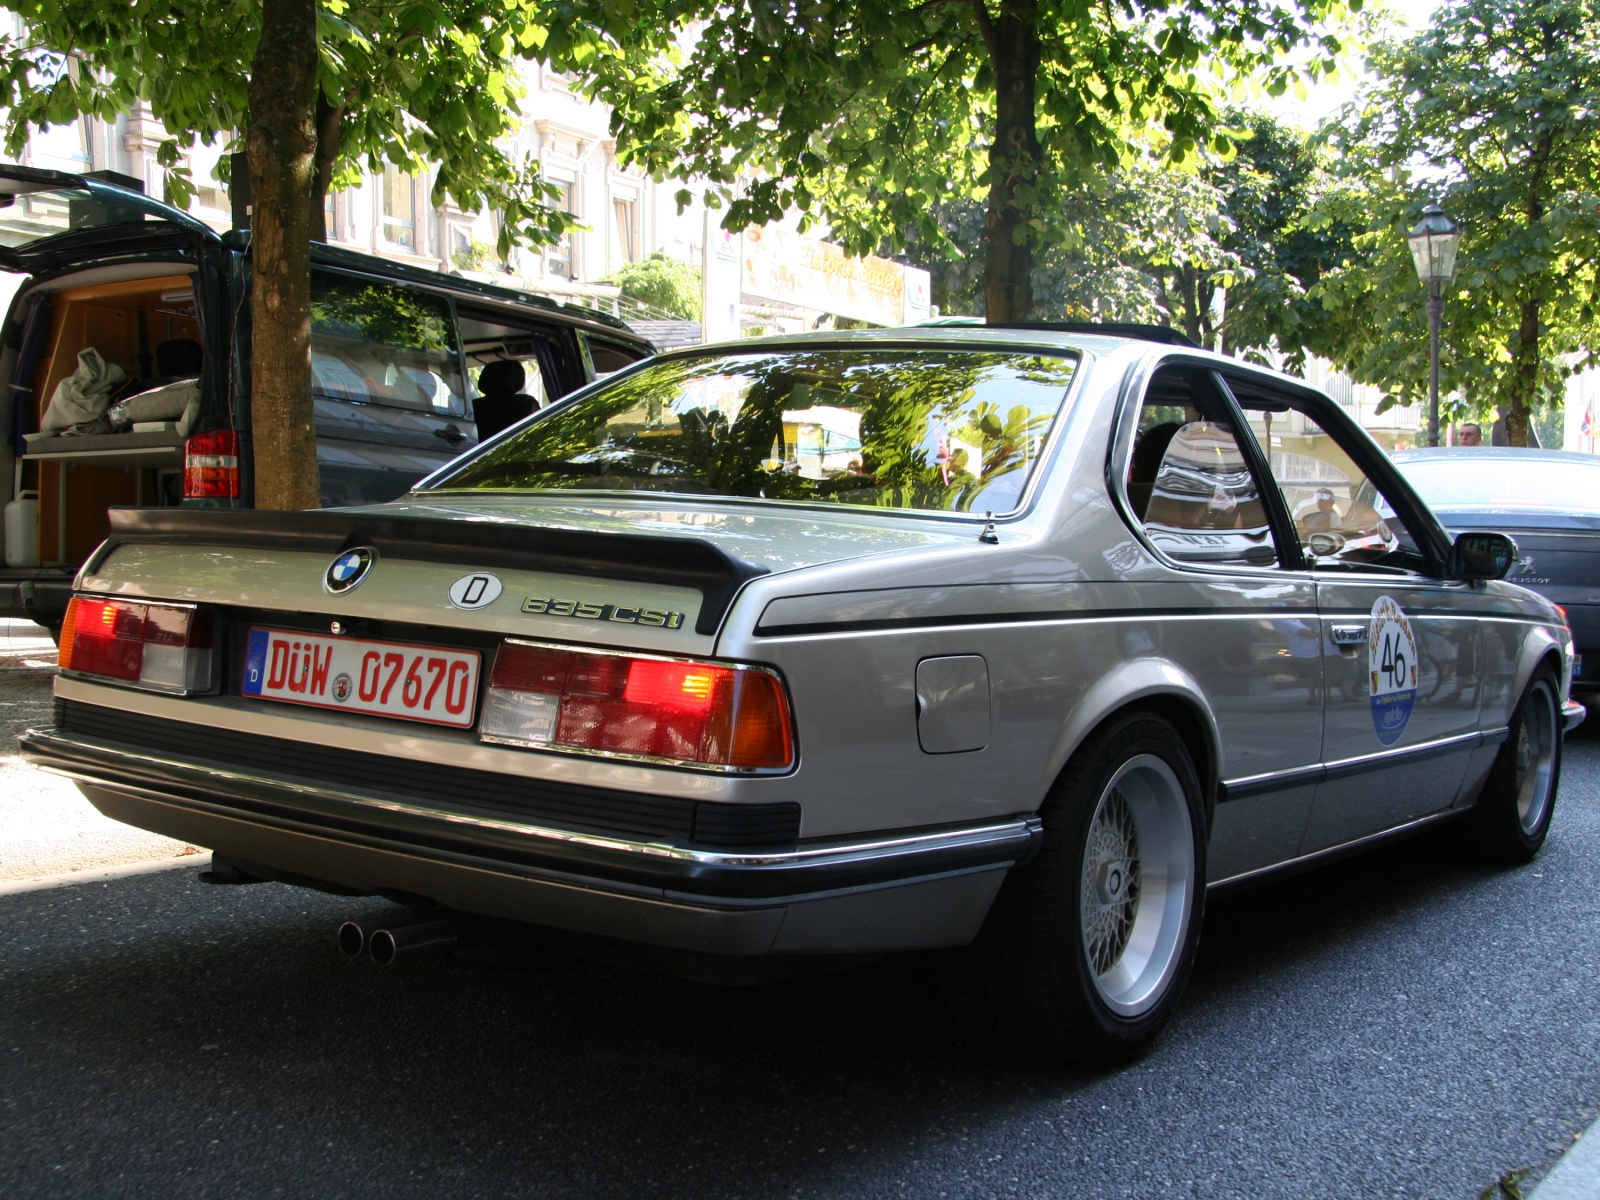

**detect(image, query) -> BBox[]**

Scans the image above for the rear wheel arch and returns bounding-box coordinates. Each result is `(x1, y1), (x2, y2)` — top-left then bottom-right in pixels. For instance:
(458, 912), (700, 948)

(1045, 662), (1221, 831)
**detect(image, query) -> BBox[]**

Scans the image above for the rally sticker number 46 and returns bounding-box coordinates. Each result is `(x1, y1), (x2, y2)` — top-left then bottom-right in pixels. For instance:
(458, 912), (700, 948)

(1368, 595), (1418, 746)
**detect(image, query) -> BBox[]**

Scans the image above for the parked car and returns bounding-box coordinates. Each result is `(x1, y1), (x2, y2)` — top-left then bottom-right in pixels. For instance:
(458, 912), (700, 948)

(1393, 448), (1600, 692)
(21, 326), (1582, 1062)
(0, 164), (652, 634)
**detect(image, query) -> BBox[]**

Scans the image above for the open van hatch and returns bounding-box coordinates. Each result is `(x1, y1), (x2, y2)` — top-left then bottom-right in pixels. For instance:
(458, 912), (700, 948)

(0, 164), (217, 273)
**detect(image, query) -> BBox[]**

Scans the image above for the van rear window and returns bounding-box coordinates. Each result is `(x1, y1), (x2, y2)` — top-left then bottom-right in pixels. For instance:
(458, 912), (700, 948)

(310, 273), (467, 417)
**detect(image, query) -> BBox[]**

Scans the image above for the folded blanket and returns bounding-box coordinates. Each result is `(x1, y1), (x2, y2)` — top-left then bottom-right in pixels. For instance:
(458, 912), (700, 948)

(108, 377), (201, 433)
(40, 348), (127, 435)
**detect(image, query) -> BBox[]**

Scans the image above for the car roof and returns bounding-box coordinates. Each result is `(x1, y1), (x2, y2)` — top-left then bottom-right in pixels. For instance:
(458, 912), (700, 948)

(676, 325), (1192, 359)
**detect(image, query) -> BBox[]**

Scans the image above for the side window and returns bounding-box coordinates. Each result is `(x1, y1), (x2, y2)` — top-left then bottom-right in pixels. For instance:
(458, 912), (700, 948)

(585, 336), (645, 378)
(310, 272), (467, 417)
(1127, 367), (1279, 568)
(1226, 378), (1428, 574)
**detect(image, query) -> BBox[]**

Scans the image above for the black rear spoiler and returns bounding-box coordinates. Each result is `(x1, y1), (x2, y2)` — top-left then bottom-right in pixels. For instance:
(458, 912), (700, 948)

(95, 507), (770, 636)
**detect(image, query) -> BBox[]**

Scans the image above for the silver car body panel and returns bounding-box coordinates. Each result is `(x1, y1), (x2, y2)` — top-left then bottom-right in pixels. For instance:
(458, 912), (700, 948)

(26, 329), (1578, 952)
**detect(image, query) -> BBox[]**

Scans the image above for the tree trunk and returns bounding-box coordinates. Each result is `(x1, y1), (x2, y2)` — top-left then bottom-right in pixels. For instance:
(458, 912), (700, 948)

(308, 92), (345, 243)
(247, 0), (321, 510)
(1506, 297), (1540, 447)
(1504, 130), (1554, 448)
(976, 0), (1041, 323)
(1179, 267), (1204, 345)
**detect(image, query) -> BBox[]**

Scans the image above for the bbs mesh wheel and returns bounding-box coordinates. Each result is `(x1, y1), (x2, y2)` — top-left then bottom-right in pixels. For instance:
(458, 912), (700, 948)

(942, 709), (1206, 1063)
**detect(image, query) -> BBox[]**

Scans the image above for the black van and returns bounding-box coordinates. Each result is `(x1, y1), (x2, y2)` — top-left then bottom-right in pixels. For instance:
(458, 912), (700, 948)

(0, 165), (654, 633)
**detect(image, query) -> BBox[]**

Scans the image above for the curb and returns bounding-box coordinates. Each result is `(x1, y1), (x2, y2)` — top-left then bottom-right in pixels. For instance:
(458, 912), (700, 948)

(0, 852), (212, 897)
(1532, 1114), (1600, 1200)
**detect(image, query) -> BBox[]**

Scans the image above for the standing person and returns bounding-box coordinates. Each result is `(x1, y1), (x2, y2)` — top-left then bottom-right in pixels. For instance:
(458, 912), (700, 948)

(1458, 423), (1483, 446)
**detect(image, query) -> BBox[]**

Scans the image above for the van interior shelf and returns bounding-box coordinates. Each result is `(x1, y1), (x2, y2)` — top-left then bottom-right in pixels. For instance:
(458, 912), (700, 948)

(21, 428), (184, 468)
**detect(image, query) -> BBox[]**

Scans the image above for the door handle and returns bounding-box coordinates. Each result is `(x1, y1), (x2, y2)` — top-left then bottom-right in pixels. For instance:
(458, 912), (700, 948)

(434, 424), (466, 447)
(1330, 625), (1368, 645)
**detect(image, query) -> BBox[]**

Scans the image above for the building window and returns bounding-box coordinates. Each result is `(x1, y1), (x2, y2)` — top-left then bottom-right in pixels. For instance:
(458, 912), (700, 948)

(546, 182), (575, 279)
(195, 178), (229, 213)
(381, 167), (416, 251)
(613, 198), (637, 263)
(32, 117), (91, 172)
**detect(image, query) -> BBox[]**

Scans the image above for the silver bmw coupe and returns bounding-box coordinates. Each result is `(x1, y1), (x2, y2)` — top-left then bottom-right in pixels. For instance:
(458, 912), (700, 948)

(21, 326), (1582, 1062)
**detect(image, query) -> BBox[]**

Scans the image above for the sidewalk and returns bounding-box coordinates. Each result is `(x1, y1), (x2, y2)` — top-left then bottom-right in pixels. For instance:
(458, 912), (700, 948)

(0, 620), (198, 885)
(1533, 1116), (1600, 1200)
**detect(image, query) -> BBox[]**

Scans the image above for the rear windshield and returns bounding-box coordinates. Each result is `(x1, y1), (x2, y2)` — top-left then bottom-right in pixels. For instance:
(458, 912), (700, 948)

(1395, 455), (1600, 516)
(0, 185), (170, 248)
(428, 348), (1078, 514)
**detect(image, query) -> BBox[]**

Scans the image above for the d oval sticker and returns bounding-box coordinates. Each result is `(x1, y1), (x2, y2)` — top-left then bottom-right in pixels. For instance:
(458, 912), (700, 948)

(448, 572), (503, 610)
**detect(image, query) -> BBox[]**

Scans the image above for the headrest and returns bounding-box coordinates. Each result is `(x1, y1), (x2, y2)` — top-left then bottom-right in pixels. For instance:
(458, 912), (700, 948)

(156, 338), (203, 377)
(478, 359), (525, 396)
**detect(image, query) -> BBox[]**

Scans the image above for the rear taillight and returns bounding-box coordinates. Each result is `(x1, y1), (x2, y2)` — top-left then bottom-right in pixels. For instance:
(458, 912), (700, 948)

(184, 430), (240, 499)
(480, 641), (795, 771)
(59, 597), (217, 694)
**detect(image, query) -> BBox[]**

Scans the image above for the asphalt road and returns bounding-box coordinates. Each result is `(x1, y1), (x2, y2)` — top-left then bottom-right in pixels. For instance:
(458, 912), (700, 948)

(5, 720), (1600, 1199)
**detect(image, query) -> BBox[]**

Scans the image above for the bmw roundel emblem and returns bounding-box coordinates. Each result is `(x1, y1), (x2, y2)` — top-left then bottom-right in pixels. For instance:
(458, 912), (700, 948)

(324, 547), (375, 595)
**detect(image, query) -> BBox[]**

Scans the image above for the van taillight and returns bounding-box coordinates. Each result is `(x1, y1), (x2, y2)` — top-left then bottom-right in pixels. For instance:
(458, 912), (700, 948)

(59, 597), (217, 694)
(184, 430), (240, 499)
(479, 641), (795, 771)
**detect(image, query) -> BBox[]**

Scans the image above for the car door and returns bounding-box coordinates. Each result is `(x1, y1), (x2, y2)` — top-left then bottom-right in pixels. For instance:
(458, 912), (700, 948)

(308, 267), (473, 506)
(1118, 362), (1324, 884)
(1224, 375), (1481, 852)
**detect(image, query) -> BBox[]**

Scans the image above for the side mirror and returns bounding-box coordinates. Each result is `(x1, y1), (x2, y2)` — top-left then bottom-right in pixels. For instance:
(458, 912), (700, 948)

(1451, 531), (1518, 581)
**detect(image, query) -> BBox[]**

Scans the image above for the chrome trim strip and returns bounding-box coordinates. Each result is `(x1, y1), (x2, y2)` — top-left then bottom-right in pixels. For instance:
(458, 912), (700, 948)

(1220, 729), (1488, 803)
(23, 727), (1034, 871)
(1207, 807), (1468, 895)
(1217, 762), (1324, 803)
(1320, 729), (1483, 781)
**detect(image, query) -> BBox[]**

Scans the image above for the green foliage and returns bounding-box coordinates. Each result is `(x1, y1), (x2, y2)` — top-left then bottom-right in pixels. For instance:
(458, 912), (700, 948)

(543, 0), (1352, 319)
(1299, 0), (1600, 439)
(0, 0), (575, 254)
(311, 279), (453, 353)
(450, 238), (501, 273)
(897, 111), (1338, 354)
(605, 252), (702, 320)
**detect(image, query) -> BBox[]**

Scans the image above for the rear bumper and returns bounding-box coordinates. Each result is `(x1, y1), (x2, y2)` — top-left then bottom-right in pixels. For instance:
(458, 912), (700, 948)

(1563, 699), (1587, 734)
(18, 726), (1037, 955)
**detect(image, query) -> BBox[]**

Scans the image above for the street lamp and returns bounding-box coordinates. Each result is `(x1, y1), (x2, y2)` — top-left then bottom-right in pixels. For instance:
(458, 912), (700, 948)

(1406, 201), (1462, 447)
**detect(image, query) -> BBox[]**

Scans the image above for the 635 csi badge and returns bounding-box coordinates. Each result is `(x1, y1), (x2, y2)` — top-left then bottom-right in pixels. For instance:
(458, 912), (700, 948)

(1368, 595), (1419, 746)
(522, 596), (686, 629)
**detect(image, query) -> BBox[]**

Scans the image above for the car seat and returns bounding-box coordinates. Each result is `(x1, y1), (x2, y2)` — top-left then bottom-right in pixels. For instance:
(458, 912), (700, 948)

(473, 359), (540, 441)
(1126, 421), (1180, 520)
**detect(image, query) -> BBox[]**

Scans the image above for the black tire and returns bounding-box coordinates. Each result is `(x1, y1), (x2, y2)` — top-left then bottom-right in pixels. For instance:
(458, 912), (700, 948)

(941, 709), (1207, 1064)
(1462, 666), (1562, 864)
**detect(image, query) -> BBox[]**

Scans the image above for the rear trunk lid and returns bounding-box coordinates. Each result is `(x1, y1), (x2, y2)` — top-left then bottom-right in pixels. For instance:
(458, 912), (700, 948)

(81, 498), (969, 655)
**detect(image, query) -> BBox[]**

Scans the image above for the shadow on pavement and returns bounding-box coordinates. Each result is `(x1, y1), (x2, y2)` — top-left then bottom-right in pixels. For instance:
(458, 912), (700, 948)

(2, 708), (1596, 1197)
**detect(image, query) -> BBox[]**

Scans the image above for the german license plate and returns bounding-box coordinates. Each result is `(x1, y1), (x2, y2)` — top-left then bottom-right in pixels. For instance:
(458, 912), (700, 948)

(241, 628), (480, 728)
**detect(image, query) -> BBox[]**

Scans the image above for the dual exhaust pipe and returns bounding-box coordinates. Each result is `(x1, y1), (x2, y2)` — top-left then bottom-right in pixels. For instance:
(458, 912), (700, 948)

(338, 911), (459, 967)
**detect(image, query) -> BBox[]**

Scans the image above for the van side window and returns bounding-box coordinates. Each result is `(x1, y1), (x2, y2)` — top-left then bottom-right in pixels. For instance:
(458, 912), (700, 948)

(1127, 366), (1280, 568)
(310, 273), (466, 417)
(586, 337), (646, 377)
